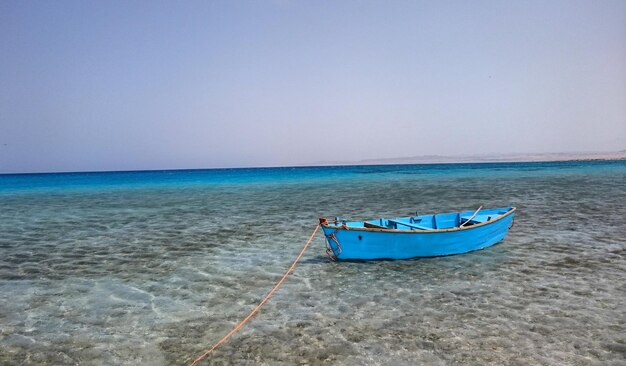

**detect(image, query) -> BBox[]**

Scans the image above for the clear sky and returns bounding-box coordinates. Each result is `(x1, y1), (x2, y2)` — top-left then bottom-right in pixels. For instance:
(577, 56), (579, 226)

(1, 0), (625, 173)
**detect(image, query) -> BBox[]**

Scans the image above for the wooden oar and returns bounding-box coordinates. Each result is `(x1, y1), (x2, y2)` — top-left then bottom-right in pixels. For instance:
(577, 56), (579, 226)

(460, 205), (483, 227)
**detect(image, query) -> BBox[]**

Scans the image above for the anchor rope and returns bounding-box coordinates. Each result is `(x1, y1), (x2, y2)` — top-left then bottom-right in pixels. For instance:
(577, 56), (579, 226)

(188, 224), (321, 366)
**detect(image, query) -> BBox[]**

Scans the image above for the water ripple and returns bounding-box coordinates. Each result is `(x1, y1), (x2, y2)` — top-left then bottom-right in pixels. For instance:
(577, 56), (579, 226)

(1, 163), (625, 364)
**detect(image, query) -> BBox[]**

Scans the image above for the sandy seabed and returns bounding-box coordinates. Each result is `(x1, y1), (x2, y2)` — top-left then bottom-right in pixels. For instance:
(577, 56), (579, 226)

(1, 161), (625, 365)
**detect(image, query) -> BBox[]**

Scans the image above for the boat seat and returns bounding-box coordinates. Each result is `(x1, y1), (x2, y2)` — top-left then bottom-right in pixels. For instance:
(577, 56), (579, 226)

(460, 214), (493, 224)
(387, 219), (431, 230)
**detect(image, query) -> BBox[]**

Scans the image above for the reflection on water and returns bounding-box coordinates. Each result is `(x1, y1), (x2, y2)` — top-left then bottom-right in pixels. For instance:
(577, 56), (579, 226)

(1, 161), (625, 364)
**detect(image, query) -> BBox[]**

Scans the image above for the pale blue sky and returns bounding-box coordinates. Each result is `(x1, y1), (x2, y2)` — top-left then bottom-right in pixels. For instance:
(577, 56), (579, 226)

(1, 0), (625, 173)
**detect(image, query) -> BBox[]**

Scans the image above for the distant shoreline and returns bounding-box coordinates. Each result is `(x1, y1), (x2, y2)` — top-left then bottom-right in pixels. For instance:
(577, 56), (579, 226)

(311, 150), (626, 167)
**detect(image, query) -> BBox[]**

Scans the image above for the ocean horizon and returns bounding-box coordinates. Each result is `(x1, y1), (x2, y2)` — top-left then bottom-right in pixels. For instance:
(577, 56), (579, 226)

(3, 151), (626, 176)
(1, 160), (625, 364)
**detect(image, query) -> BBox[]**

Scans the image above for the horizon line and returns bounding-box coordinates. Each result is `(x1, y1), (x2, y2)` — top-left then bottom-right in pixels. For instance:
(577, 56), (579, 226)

(1, 150), (625, 176)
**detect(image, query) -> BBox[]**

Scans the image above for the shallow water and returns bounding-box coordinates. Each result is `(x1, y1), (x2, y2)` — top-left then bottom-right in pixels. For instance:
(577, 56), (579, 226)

(1, 161), (625, 365)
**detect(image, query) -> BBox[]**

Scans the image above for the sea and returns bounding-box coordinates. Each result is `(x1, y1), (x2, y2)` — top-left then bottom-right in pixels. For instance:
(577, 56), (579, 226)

(1, 160), (625, 365)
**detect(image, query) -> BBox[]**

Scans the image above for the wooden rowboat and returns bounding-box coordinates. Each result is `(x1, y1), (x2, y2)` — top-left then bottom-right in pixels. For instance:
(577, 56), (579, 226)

(320, 207), (516, 260)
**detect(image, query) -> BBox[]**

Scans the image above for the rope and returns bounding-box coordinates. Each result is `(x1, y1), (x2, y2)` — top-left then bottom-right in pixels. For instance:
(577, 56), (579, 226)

(324, 229), (342, 261)
(188, 224), (321, 366)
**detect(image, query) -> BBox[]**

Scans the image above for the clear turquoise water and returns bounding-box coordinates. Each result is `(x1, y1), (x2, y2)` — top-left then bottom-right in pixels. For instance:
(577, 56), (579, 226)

(1, 161), (625, 365)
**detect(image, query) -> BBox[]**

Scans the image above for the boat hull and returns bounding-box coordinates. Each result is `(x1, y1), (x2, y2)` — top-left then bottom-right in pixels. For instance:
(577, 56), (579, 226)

(321, 209), (515, 260)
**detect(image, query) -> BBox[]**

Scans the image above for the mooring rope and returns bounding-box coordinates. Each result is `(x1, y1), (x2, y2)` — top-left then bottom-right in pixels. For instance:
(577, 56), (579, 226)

(188, 224), (321, 366)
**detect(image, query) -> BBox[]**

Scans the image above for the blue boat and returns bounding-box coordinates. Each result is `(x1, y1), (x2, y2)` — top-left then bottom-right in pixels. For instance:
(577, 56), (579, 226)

(320, 207), (516, 260)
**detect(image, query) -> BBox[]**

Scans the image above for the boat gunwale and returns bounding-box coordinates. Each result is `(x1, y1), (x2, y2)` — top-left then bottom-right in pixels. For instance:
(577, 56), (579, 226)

(321, 207), (516, 234)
